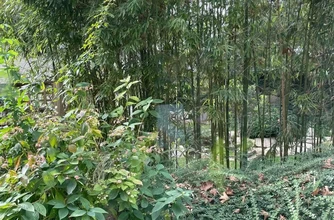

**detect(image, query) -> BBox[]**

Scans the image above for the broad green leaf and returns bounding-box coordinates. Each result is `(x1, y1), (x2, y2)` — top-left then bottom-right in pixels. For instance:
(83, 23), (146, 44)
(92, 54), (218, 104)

(7, 50), (18, 57)
(82, 215), (90, 220)
(58, 208), (69, 220)
(67, 194), (81, 204)
(54, 202), (66, 209)
(149, 110), (160, 118)
(66, 204), (78, 211)
(90, 207), (108, 214)
(95, 213), (106, 220)
(171, 202), (184, 219)
(141, 188), (153, 197)
(156, 164), (164, 170)
(141, 199), (148, 209)
(148, 169), (158, 178)
(23, 210), (39, 220)
(135, 97), (152, 108)
(66, 179), (77, 195)
(151, 201), (165, 215)
(47, 200), (65, 209)
(93, 184), (104, 192)
(18, 202), (34, 212)
(152, 99), (164, 104)
(118, 212), (129, 220)
(131, 109), (142, 116)
(151, 208), (162, 220)
(130, 156), (141, 167)
(33, 202), (46, 216)
(69, 209), (86, 217)
(109, 189), (119, 200)
(80, 197), (90, 210)
(87, 211), (95, 217)
(133, 210), (144, 220)
(153, 187), (164, 196)
(161, 171), (174, 181)
(140, 112), (149, 119)
(49, 134), (57, 147)
(167, 194), (180, 204)
(120, 192), (128, 202)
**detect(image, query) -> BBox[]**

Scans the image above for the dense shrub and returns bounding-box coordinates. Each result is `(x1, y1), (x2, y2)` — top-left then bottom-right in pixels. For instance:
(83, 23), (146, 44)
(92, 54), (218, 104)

(0, 76), (192, 220)
(248, 107), (280, 138)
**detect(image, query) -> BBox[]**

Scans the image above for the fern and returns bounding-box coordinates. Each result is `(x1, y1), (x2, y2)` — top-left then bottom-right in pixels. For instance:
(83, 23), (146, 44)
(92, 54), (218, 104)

(248, 190), (260, 220)
(283, 190), (299, 220)
(319, 196), (334, 219)
(269, 206), (281, 220)
(175, 148), (334, 219)
(300, 207), (316, 219)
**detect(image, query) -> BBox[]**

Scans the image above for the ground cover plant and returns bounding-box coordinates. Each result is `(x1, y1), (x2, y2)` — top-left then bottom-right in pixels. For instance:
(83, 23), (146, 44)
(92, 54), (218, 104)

(173, 150), (334, 219)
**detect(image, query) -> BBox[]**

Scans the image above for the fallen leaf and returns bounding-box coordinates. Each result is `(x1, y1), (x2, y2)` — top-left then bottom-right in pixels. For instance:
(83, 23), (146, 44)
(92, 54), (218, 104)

(233, 209), (240, 214)
(219, 192), (229, 204)
(323, 158), (334, 169)
(279, 215), (287, 220)
(229, 176), (239, 182)
(312, 188), (320, 196)
(322, 186), (334, 196)
(209, 188), (219, 196)
(261, 210), (270, 220)
(200, 181), (214, 191)
(258, 173), (265, 182)
(225, 187), (234, 196)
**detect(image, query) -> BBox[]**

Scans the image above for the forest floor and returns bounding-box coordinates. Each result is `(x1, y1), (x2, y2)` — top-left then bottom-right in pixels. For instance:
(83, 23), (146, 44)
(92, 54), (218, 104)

(174, 146), (334, 219)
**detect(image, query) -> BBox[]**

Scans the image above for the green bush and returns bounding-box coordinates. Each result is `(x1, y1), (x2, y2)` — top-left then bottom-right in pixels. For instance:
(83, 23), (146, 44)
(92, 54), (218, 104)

(0, 74), (192, 220)
(248, 107), (280, 138)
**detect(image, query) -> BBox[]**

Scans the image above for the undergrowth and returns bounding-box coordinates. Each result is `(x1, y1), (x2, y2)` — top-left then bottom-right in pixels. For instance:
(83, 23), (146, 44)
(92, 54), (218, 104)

(173, 146), (334, 219)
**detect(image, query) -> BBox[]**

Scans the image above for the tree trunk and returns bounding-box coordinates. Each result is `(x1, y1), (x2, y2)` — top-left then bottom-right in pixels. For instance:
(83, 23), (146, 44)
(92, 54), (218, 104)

(241, 0), (250, 169)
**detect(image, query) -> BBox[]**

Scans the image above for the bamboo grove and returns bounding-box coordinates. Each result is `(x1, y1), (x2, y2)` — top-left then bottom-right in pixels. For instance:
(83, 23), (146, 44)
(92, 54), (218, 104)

(1, 0), (334, 169)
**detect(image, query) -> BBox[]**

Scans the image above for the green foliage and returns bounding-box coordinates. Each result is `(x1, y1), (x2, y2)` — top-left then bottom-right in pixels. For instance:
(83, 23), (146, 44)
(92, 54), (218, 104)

(248, 107), (280, 138)
(0, 72), (191, 219)
(1, 0), (334, 218)
(176, 149), (334, 219)
(139, 163), (192, 220)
